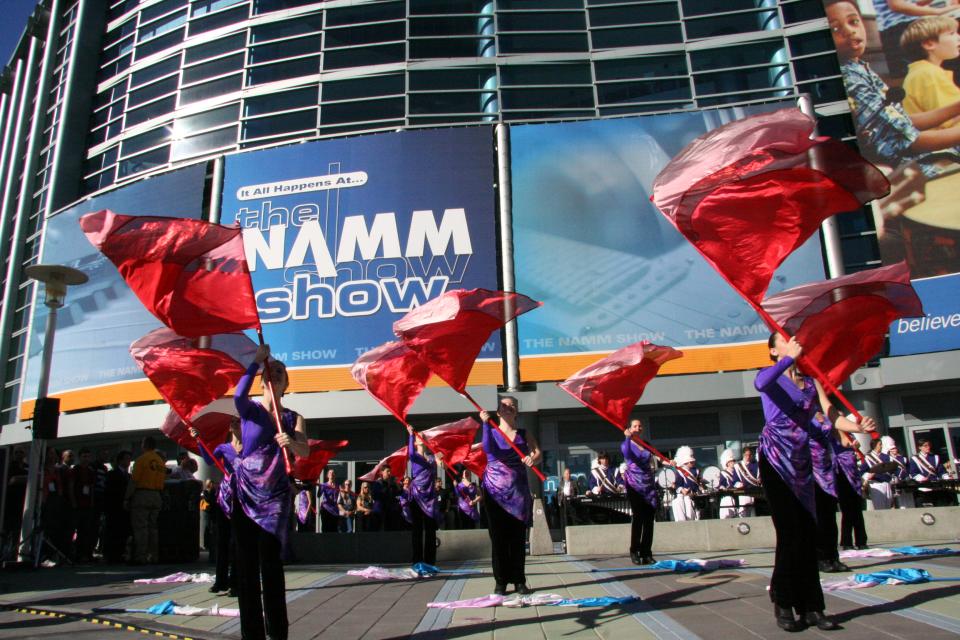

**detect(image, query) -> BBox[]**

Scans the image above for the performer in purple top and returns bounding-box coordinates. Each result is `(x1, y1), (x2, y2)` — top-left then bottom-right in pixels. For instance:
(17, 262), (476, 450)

(756, 334), (875, 632)
(479, 396), (541, 596)
(834, 436), (868, 551)
(228, 344), (308, 640)
(318, 469), (339, 533)
(406, 426), (441, 565)
(621, 419), (657, 565)
(456, 472), (481, 529)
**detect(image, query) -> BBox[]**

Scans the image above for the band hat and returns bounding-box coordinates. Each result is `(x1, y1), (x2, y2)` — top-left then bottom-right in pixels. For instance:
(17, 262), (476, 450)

(675, 446), (695, 465)
(881, 436), (897, 454)
(720, 448), (735, 467)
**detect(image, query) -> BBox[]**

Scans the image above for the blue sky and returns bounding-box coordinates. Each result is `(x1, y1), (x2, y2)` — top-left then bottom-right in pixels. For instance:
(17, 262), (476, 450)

(1, 0), (42, 67)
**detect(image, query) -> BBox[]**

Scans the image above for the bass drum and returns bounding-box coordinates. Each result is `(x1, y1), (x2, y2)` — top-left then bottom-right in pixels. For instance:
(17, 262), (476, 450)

(701, 465), (722, 489)
(656, 467), (678, 508)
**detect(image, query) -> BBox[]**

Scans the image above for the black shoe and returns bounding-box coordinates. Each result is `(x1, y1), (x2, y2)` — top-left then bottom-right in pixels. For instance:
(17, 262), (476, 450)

(774, 605), (801, 632)
(855, 544), (868, 550)
(514, 583), (532, 595)
(226, 588), (237, 598)
(831, 560), (850, 572)
(818, 560), (835, 572)
(630, 552), (642, 565)
(493, 583), (507, 596)
(804, 611), (839, 630)
(840, 545), (853, 551)
(642, 556), (656, 565)
(208, 583), (226, 593)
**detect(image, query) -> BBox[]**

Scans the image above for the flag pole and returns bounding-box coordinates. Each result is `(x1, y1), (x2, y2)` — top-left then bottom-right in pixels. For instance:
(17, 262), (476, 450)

(459, 390), (547, 481)
(256, 330), (295, 473)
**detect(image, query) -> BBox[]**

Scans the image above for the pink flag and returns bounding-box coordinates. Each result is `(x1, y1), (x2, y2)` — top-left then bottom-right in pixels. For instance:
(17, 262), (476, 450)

(652, 108), (888, 303)
(460, 443), (488, 477)
(80, 210), (260, 337)
(293, 440), (350, 483)
(762, 262), (923, 387)
(350, 341), (433, 423)
(393, 288), (541, 392)
(558, 342), (683, 428)
(420, 417), (480, 466)
(359, 446), (408, 483)
(160, 408), (235, 455)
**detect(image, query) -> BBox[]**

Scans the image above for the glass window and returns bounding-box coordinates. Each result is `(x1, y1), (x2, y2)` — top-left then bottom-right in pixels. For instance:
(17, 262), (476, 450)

(118, 146), (171, 178)
(252, 0), (318, 13)
(131, 56), (182, 88)
(249, 36), (321, 64)
(816, 112), (857, 140)
(694, 65), (790, 95)
(245, 86), (318, 116)
(251, 14), (324, 43)
(501, 87), (595, 109)
(239, 132), (306, 148)
(409, 16), (483, 37)
(591, 24), (683, 48)
(323, 44), (405, 70)
(320, 97), (404, 124)
(498, 0), (581, 7)
(184, 33), (246, 64)
(324, 23), (405, 48)
(410, 92), (485, 115)
(327, 2), (404, 26)
(589, 3), (678, 26)
(504, 109), (594, 121)
(247, 56), (320, 86)
(840, 234), (881, 266)
(192, 0), (245, 17)
(128, 75), (179, 108)
(179, 73), (243, 105)
(108, 0), (140, 22)
(599, 101), (692, 116)
(409, 68), (492, 90)
(243, 109), (316, 139)
(138, 10), (187, 41)
(792, 54), (841, 82)
(836, 207), (876, 235)
(800, 77), (848, 104)
(498, 33), (588, 54)
(689, 40), (784, 72)
(500, 63), (590, 86)
(681, 0), (762, 17)
(497, 12), (585, 31)
(322, 74), (403, 101)
(135, 27), (185, 60)
(697, 88), (789, 106)
(782, 0), (825, 24)
(594, 54), (687, 81)
(173, 103), (240, 136)
(122, 126), (171, 157)
(410, 38), (489, 59)
(98, 54), (132, 82)
(85, 146), (120, 173)
(597, 78), (691, 104)
(171, 124), (238, 160)
(788, 30), (835, 56)
(685, 10), (780, 40)
(183, 53), (244, 84)
(141, 0), (187, 24)
(104, 35), (135, 62)
(125, 96), (177, 127)
(188, 5), (249, 36)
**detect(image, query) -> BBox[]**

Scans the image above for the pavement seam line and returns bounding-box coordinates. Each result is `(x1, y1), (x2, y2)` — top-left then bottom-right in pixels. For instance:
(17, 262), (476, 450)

(411, 560), (475, 634)
(2, 604), (198, 640)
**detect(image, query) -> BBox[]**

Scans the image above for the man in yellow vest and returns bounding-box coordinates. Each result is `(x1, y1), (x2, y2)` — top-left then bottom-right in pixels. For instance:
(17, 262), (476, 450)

(127, 436), (166, 564)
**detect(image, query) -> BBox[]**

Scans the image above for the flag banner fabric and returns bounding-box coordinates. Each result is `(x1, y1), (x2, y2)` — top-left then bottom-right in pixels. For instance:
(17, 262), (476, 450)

(460, 444), (488, 477)
(292, 439), (350, 482)
(350, 341), (433, 423)
(160, 409), (235, 455)
(359, 446), (408, 483)
(652, 108), (889, 304)
(80, 210), (260, 337)
(394, 288), (541, 392)
(762, 262), (923, 387)
(419, 417), (480, 467)
(558, 342), (683, 428)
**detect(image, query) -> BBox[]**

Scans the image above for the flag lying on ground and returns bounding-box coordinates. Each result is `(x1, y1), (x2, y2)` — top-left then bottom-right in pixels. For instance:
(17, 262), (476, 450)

(80, 210), (260, 337)
(558, 342), (683, 429)
(761, 262), (923, 387)
(351, 341), (433, 423)
(292, 439), (349, 482)
(651, 108), (889, 303)
(393, 288), (541, 392)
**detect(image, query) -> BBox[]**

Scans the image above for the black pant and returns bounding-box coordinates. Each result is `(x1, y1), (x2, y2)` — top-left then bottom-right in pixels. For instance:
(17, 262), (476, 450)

(102, 508), (130, 562)
(232, 502), (287, 640)
(761, 456), (825, 615)
(626, 487), (655, 557)
(410, 503), (437, 565)
(814, 484), (839, 563)
(837, 477), (867, 548)
(319, 510), (338, 533)
(215, 509), (237, 590)
(483, 487), (526, 585)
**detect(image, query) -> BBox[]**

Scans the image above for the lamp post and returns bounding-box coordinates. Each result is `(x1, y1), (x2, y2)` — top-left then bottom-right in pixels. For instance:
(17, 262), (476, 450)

(18, 264), (87, 564)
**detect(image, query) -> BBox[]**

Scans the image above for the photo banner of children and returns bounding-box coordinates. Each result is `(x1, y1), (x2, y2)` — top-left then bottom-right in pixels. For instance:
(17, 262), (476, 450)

(823, 0), (960, 278)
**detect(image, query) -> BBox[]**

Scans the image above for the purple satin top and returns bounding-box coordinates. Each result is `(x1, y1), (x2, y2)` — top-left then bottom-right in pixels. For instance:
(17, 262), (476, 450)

(620, 438), (657, 508)
(756, 356), (832, 518)
(456, 481), (480, 521)
(408, 434), (440, 522)
(319, 482), (339, 516)
(398, 488), (413, 524)
(809, 428), (837, 498)
(481, 421), (532, 525)
(833, 440), (862, 497)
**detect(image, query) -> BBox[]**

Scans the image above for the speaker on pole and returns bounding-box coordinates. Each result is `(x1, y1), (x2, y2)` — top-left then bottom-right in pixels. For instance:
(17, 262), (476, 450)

(32, 397), (60, 439)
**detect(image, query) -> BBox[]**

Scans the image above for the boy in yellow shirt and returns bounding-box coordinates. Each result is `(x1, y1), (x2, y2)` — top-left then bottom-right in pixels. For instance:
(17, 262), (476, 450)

(901, 16), (960, 128)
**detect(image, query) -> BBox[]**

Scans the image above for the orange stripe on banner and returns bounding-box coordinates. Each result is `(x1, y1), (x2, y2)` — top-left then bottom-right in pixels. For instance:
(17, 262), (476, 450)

(519, 342), (770, 382)
(20, 361), (504, 417)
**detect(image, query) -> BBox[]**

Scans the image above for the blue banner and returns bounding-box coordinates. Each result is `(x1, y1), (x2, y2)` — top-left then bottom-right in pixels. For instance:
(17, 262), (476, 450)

(220, 127), (499, 374)
(23, 164), (208, 405)
(889, 273), (960, 356)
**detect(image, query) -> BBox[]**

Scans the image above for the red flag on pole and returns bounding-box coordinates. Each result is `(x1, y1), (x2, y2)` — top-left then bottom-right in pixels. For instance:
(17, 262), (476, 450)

(130, 328), (259, 422)
(393, 288), (541, 392)
(350, 341), (433, 423)
(460, 443), (488, 477)
(359, 446), (408, 483)
(160, 406), (236, 455)
(762, 262), (923, 387)
(292, 439), (349, 483)
(558, 342), (683, 429)
(651, 108), (889, 303)
(420, 417), (480, 467)
(80, 210), (260, 337)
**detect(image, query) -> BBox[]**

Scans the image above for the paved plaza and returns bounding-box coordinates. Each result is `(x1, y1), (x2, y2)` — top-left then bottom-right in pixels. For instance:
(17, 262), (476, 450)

(1, 541), (959, 639)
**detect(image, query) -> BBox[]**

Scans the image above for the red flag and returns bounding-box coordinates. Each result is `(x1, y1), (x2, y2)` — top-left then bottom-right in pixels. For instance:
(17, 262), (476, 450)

(558, 341), (683, 428)
(420, 417), (480, 466)
(160, 408), (235, 455)
(130, 328), (259, 422)
(292, 439), (349, 483)
(350, 341), (432, 423)
(80, 210), (260, 337)
(652, 108), (888, 303)
(393, 288), (541, 392)
(762, 262), (923, 387)
(460, 443), (488, 477)
(359, 445), (408, 483)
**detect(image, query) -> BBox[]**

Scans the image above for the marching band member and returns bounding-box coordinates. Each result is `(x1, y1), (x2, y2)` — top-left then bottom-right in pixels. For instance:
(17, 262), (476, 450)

(734, 447), (761, 517)
(909, 440), (951, 482)
(589, 451), (623, 495)
(882, 438), (914, 508)
(718, 449), (744, 519)
(671, 446), (700, 522)
(621, 419), (657, 565)
(835, 435), (868, 550)
(862, 437), (894, 510)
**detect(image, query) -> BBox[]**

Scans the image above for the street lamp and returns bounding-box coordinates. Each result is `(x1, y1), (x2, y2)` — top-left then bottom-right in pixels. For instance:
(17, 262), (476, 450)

(18, 264), (87, 565)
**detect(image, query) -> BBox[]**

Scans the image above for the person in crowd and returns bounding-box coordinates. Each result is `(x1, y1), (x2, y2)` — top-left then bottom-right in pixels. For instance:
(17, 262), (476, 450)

(374, 466), (402, 531)
(589, 451), (622, 495)
(621, 419), (657, 565)
(479, 396), (541, 596)
(398, 476), (414, 527)
(102, 450), (131, 563)
(909, 439), (951, 481)
(809, 419), (846, 574)
(293, 482), (315, 533)
(827, 0), (960, 178)
(455, 471), (481, 529)
(407, 426), (441, 564)
(901, 16), (960, 126)
(671, 446), (700, 522)
(734, 446), (761, 517)
(228, 344), (308, 640)
(92, 449), (110, 558)
(756, 333), (875, 631)
(170, 455), (198, 481)
(2, 448), (28, 544)
(337, 480), (357, 533)
(40, 447), (71, 562)
(128, 436), (166, 565)
(884, 437), (914, 508)
(718, 448), (745, 519)
(835, 435), (868, 551)
(862, 437), (895, 510)
(318, 469), (340, 533)
(68, 448), (98, 563)
(356, 481), (376, 532)
(435, 477), (452, 530)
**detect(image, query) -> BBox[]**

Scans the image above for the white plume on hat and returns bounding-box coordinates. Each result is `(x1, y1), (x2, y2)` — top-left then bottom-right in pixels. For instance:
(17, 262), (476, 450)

(881, 436), (897, 454)
(674, 446), (695, 465)
(720, 448), (735, 467)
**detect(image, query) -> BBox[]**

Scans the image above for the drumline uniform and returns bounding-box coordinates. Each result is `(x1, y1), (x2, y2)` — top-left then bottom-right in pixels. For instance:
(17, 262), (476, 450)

(861, 444), (894, 510)
(889, 452), (914, 508)
(718, 449), (744, 519)
(734, 458), (761, 517)
(671, 447), (701, 522)
(908, 451), (950, 481)
(834, 440), (867, 549)
(589, 463), (622, 495)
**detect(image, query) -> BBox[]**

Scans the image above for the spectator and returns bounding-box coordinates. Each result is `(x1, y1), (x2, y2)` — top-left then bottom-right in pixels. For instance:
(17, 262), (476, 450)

(434, 477), (452, 529)
(558, 468), (579, 526)
(69, 449), (98, 562)
(374, 466), (402, 531)
(398, 476), (414, 528)
(901, 16), (960, 126)
(355, 481), (376, 532)
(128, 436), (166, 564)
(102, 451), (132, 563)
(318, 469), (339, 533)
(170, 455), (198, 480)
(337, 480), (357, 533)
(92, 449), (110, 558)
(2, 448), (28, 544)
(40, 447), (71, 563)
